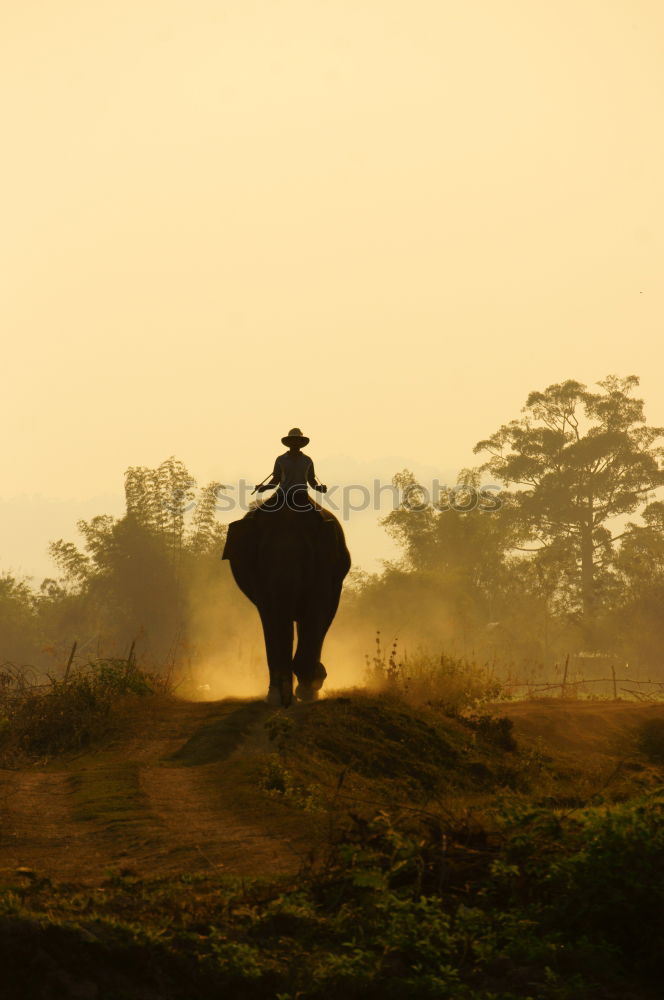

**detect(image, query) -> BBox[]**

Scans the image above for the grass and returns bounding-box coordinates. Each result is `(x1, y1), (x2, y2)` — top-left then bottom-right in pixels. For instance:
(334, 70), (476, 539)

(0, 655), (167, 762)
(68, 760), (152, 859)
(364, 632), (503, 713)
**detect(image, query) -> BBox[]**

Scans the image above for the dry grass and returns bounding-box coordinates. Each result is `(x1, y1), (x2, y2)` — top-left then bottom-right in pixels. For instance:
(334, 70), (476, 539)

(363, 632), (502, 714)
(0, 656), (170, 761)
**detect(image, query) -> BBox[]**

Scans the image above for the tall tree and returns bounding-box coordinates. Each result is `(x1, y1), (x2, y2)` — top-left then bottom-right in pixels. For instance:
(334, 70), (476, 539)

(48, 458), (228, 662)
(474, 376), (664, 625)
(362, 468), (518, 649)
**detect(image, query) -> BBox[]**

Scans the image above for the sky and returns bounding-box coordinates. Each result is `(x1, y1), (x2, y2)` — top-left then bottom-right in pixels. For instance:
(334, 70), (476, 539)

(1, 0), (663, 581)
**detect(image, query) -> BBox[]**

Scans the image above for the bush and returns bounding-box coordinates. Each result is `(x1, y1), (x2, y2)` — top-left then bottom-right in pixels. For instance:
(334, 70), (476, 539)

(0, 657), (164, 759)
(3, 798), (664, 998)
(457, 713), (517, 751)
(489, 791), (664, 977)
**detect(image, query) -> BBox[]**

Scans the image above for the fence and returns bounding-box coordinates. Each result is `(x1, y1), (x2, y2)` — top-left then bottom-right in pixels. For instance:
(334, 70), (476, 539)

(503, 671), (664, 702)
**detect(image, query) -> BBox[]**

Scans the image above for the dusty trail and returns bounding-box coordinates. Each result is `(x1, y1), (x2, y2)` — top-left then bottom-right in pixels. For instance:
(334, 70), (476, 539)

(0, 770), (109, 877)
(0, 697), (306, 884)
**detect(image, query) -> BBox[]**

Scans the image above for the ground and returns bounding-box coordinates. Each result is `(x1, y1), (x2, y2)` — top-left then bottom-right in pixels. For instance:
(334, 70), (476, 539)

(0, 697), (310, 884)
(2, 692), (664, 999)
(2, 693), (663, 884)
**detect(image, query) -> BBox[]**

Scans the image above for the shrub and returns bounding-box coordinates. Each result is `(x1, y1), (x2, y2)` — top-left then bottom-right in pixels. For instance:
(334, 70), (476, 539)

(0, 657), (164, 759)
(456, 713), (517, 751)
(490, 791), (664, 976)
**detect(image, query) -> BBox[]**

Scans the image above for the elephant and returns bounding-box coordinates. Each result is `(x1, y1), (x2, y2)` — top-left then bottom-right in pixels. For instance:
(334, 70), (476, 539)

(222, 503), (351, 707)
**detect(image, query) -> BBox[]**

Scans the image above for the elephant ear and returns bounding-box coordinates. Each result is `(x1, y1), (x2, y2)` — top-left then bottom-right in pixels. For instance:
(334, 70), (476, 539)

(221, 517), (262, 604)
(318, 516), (351, 579)
(221, 518), (253, 562)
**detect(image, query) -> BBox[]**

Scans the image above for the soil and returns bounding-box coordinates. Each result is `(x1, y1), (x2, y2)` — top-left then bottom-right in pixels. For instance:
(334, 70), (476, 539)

(0, 697), (309, 884)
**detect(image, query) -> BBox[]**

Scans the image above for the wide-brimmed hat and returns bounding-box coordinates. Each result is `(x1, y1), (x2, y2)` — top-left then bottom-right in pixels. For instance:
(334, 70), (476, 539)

(281, 427), (310, 447)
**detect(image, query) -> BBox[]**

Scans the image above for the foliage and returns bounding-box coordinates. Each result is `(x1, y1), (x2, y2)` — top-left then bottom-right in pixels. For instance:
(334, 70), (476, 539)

(341, 374), (664, 676)
(457, 713), (517, 751)
(258, 755), (323, 811)
(378, 468), (518, 642)
(0, 685), (663, 997)
(3, 373), (664, 687)
(490, 792), (664, 977)
(0, 458), (247, 679)
(44, 457), (233, 666)
(0, 656), (164, 759)
(0, 574), (41, 667)
(3, 793), (664, 998)
(605, 500), (664, 666)
(474, 375), (664, 623)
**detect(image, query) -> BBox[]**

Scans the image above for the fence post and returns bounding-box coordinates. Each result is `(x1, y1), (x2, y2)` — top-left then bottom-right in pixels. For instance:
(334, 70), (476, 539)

(562, 653), (569, 698)
(611, 664), (617, 700)
(64, 641), (77, 681)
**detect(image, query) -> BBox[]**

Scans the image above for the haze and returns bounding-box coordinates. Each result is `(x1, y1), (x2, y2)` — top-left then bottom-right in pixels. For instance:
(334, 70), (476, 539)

(1, 0), (663, 580)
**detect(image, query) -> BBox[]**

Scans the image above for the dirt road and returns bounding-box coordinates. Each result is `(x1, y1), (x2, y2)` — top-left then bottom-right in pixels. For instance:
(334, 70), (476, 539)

(0, 697), (307, 884)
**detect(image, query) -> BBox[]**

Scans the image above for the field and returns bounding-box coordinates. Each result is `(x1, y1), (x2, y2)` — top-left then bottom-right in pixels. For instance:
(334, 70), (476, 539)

(1, 667), (664, 999)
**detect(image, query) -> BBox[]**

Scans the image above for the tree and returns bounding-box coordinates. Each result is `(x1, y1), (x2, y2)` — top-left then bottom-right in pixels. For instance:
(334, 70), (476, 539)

(474, 376), (664, 625)
(382, 469), (515, 612)
(606, 501), (664, 668)
(344, 469), (519, 655)
(0, 572), (38, 664)
(48, 458), (229, 664)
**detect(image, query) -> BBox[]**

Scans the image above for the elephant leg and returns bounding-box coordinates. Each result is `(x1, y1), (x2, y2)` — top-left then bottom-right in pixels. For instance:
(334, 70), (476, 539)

(259, 611), (294, 708)
(293, 614), (331, 697)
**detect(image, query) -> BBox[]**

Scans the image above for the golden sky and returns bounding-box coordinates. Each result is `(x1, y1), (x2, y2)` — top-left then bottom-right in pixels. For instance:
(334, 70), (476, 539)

(1, 0), (663, 577)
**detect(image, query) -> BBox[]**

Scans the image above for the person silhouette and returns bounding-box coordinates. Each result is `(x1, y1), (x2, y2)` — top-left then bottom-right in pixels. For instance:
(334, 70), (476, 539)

(255, 428), (327, 512)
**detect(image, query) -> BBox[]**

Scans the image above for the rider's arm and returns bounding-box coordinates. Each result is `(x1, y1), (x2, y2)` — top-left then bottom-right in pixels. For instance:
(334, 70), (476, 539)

(308, 460), (327, 492)
(256, 459), (281, 492)
(266, 458), (282, 487)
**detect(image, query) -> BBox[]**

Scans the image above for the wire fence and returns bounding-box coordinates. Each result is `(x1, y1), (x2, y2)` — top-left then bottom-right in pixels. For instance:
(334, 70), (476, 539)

(503, 671), (664, 702)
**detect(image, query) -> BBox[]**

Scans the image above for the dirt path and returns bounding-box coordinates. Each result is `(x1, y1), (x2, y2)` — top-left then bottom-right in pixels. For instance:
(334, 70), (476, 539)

(0, 697), (307, 884)
(3, 695), (663, 886)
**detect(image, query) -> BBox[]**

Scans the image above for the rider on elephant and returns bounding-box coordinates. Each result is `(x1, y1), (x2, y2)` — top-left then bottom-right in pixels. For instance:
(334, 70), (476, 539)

(223, 428), (350, 706)
(254, 428), (327, 512)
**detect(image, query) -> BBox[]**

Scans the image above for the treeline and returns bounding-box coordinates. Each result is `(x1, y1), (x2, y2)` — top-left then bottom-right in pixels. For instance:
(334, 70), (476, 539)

(341, 375), (664, 674)
(0, 457), (254, 674)
(1, 375), (663, 678)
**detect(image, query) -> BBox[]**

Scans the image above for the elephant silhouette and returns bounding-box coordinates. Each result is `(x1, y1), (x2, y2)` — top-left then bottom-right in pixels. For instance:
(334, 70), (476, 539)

(222, 504), (351, 707)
